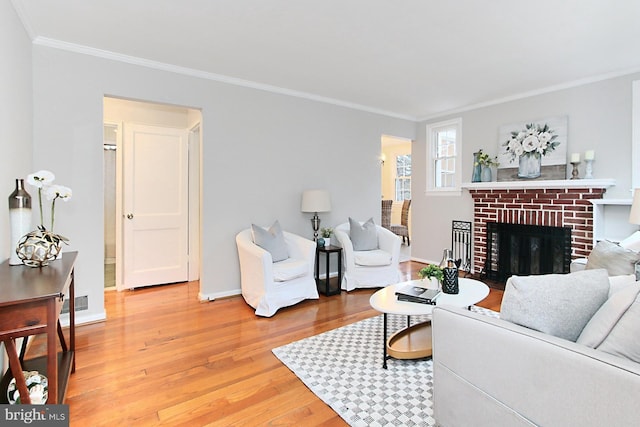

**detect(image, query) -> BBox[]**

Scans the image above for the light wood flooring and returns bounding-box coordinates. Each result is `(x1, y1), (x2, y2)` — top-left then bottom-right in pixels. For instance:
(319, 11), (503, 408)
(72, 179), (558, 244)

(36, 261), (503, 426)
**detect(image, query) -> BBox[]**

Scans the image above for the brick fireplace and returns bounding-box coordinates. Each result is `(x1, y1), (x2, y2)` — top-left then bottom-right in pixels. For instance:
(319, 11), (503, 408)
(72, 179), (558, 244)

(465, 180), (615, 276)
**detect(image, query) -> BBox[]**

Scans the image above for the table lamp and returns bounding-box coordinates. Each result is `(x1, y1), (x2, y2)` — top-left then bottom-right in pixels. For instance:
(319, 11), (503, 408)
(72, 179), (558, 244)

(301, 190), (331, 241)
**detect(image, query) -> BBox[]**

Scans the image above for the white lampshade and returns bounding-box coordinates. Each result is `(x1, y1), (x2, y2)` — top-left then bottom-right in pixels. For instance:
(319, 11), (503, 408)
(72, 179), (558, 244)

(630, 188), (640, 225)
(301, 190), (331, 213)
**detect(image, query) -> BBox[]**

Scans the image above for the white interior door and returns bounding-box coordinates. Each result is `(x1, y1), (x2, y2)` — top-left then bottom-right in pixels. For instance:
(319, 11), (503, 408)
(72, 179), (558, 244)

(120, 123), (189, 289)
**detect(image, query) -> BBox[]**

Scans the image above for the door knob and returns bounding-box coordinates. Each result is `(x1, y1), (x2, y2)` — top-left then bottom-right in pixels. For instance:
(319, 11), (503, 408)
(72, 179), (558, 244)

(126, 213), (134, 219)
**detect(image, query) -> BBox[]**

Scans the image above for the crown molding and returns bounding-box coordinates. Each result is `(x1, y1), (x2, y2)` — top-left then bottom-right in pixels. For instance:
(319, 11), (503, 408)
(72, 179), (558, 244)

(32, 37), (418, 122)
(418, 67), (640, 122)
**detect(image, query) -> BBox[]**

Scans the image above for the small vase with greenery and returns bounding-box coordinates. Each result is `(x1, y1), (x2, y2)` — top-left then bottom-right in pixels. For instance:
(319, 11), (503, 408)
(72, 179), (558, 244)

(320, 227), (333, 247)
(418, 264), (444, 288)
(475, 149), (499, 182)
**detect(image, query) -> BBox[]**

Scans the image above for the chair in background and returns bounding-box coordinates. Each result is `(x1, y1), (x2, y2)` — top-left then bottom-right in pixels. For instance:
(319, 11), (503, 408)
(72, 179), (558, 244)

(236, 227), (318, 317)
(381, 199), (393, 229)
(333, 219), (401, 291)
(390, 199), (411, 245)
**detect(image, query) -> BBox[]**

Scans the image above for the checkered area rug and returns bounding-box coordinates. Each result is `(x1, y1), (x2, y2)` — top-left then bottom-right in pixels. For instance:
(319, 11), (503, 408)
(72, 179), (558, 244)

(272, 306), (499, 427)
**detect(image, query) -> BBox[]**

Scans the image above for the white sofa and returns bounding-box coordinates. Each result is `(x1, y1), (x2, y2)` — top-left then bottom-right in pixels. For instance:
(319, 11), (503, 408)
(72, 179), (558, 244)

(236, 228), (318, 317)
(432, 305), (640, 427)
(432, 270), (640, 426)
(333, 221), (401, 291)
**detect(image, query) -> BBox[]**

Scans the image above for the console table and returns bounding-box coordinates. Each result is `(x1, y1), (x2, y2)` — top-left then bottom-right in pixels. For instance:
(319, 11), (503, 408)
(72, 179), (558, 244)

(0, 251), (77, 404)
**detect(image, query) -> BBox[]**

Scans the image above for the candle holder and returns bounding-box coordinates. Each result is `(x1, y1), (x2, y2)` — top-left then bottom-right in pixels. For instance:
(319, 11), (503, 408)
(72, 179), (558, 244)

(570, 161), (580, 180)
(584, 159), (594, 179)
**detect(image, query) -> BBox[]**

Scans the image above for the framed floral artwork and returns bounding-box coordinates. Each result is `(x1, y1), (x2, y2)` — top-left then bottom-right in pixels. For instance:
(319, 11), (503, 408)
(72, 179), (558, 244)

(496, 116), (568, 181)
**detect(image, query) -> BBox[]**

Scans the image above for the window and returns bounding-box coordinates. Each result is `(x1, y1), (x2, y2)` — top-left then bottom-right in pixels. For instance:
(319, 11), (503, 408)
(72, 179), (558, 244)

(395, 154), (411, 201)
(426, 118), (462, 194)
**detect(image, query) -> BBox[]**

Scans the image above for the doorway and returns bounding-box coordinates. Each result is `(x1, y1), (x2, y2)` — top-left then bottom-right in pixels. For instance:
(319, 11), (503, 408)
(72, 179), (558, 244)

(381, 135), (412, 261)
(103, 97), (201, 291)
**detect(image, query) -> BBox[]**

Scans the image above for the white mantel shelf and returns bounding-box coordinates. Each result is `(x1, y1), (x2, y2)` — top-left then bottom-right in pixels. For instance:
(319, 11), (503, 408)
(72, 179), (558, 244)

(461, 178), (616, 191)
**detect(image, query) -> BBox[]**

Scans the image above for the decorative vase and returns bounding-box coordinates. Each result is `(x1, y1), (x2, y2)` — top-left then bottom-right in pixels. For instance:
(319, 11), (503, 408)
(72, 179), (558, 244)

(518, 153), (542, 179)
(442, 260), (459, 294)
(323, 238), (330, 247)
(472, 152), (482, 182)
(317, 237), (325, 247)
(480, 166), (492, 182)
(16, 228), (63, 267)
(8, 179), (32, 265)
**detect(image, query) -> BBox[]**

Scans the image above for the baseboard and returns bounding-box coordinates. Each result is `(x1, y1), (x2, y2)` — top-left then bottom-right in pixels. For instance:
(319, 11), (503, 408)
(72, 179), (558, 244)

(199, 288), (242, 301)
(410, 256), (439, 265)
(59, 310), (107, 327)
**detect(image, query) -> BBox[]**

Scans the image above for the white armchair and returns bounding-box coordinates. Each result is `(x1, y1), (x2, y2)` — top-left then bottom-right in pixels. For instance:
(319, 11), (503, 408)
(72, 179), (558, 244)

(333, 221), (401, 291)
(236, 228), (319, 317)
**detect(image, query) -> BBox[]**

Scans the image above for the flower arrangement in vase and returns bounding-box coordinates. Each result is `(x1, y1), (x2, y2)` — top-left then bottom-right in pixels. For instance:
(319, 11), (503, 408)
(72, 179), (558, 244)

(16, 170), (72, 267)
(503, 122), (559, 179)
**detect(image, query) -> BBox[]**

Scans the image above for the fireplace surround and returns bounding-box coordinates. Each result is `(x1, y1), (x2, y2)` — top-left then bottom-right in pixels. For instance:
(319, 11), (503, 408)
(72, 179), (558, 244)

(463, 179), (615, 278)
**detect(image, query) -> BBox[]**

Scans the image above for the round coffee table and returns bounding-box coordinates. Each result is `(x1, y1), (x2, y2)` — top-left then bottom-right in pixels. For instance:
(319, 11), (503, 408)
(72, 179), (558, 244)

(369, 277), (489, 368)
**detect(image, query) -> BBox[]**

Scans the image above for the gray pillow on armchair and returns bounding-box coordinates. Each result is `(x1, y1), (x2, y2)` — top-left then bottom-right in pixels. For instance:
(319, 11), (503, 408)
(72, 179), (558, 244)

(348, 217), (378, 251)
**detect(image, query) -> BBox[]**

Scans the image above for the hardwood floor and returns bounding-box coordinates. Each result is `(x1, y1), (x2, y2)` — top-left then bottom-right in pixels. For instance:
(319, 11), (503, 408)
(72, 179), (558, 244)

(42, 261), (503, 426)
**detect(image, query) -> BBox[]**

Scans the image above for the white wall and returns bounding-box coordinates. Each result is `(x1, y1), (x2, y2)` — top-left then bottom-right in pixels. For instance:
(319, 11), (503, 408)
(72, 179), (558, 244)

(1, 1), (33, 261)
(0, 0), (33, 376)
(31, 46), (416, 320)
(413, 72), (640, 266)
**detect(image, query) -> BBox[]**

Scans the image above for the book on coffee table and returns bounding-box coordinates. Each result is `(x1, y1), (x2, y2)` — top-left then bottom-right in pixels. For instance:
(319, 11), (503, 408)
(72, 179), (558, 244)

(395, 284), (441, 305)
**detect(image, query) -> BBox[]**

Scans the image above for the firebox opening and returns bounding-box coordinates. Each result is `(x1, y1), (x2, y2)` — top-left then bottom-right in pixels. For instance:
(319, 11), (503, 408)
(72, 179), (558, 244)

(485, 222), (572, 282)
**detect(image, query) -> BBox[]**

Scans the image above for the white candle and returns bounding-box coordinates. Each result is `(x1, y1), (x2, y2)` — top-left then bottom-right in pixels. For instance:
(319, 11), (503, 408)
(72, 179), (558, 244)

(571, 153), (580, 163)
(585, 150), (595, 160)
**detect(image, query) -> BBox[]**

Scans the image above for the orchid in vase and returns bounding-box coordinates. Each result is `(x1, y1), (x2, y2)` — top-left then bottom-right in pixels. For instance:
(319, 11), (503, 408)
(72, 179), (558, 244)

(16, 170), (72, 266)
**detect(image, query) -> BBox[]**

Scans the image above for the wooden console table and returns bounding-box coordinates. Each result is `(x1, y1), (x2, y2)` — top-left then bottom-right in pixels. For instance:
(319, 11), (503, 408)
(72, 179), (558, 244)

(0, 251), (77, 404)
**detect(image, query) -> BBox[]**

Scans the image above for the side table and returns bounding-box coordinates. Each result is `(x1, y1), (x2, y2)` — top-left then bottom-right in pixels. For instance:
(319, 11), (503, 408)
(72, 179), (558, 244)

(0, 251), (78, 403)
(315, 245), (342, 296)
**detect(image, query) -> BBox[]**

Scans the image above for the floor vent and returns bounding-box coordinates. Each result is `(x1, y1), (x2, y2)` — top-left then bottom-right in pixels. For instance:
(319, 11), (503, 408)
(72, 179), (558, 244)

(62, 295), (88, 313)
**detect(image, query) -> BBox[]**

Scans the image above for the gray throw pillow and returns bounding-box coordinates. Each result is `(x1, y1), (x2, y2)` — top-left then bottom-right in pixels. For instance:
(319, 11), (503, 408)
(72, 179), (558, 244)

(501, 269), (610, 342)
(585, 240), (640, 276)
(349, 217), (378, 251)
(577, 283), (640, 363)
(251, 220), (289, 262)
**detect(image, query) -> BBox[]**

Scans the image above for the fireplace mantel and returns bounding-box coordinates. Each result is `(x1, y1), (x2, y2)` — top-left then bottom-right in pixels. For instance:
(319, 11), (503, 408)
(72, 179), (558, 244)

(462, 178), (616, 191)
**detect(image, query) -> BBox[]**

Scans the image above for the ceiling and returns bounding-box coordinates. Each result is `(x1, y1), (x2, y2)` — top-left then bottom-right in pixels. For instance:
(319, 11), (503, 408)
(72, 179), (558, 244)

(12, 0), (640, 120)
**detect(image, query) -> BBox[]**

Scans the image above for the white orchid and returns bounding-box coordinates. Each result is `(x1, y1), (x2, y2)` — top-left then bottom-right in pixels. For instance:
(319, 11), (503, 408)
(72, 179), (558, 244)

(45, 185), (72, 201)
(503, 123), (559, 162)
(25, 170), (72, 234)
(27, 170), (55, 188)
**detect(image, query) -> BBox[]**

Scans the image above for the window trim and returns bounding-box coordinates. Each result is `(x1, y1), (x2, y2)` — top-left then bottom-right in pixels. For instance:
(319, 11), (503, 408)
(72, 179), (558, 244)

(426, 118), (463, 196)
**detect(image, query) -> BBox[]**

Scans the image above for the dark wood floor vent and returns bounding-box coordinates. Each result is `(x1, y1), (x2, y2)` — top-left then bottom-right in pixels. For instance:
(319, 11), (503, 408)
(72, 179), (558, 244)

(485, 222), (571, 282)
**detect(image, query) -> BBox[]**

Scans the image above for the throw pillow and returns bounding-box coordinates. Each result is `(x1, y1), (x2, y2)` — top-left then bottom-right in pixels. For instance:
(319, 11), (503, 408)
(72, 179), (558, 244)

(500, 269), (610, 342)
(577, 282), (640, 363)
(585, 240), (640, 276)
(251, 220), (289, 262)
(608, 274), (638, 297)
(619, 230), (640, 252)
(349, 217), (378, 251)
